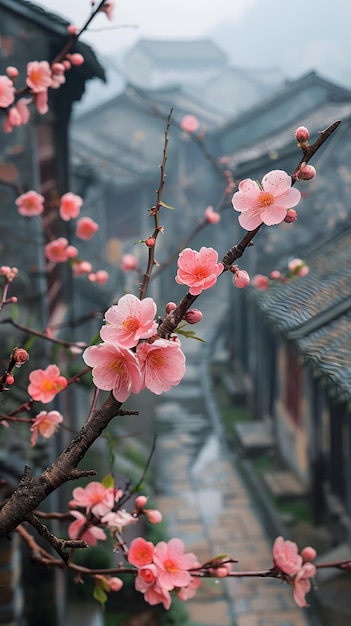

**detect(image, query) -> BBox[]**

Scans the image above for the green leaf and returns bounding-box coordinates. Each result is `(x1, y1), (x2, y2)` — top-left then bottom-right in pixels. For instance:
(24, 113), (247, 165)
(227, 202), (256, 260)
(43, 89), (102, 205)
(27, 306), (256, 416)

(175, 327), (206, 342)
(102, 474), (114, 489)
(159, 201), (175, 210)
(93, 584), (108, 608)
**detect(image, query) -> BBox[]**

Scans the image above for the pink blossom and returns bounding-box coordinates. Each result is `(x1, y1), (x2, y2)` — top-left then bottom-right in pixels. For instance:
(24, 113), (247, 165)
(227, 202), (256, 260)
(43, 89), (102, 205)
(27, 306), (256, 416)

(175, 246), (223, 296)
(88, 270), (109, 285)
(98, 0), (115, 20)
(0, 75), (15, 107)
(252, 274), (269, 290)
(145, 509), (163, 524)
(180, 114), (200, 133)
(293, 563), (316, 608)
(28, 364), (68, 403)
(72, 259), (93, 277)
(75, 216), (99, 240)
(100, 294), (158, 349)
(135, 565), (172, 610)
(68, 511), (106, 546)
(120, 253), (138, 272)
(59, 192), (83, 221)
(183, 309), (203, 324)
(295, 126), (309, 145)
(71, 482), (115, 518)
(6, 66), (18, 80)
(233, 269), (250, 288)
(128, 537), (155, 567)
(45, 238), (78, 263)
(26, 61), (52, 93)
(107, 577), (123, 592)
(176, 576), (201, 601)
(270, 270), (282, 280)
(3, 98), (31, 132)
(33, 90), (48, 115)
(101, 510), (137, 527)
(273, 536), (303, 575)
(136, 338), (186, 395)
(288, 258), (309, 277)
(301, 546), (317, 562)
(15, 190), (45, 216)
(153, 538), (198, 591)
(68, 53), (84, 66)
(82, 341), (143, 402)
(298, 165), (316, 180)
(232, 170), (301, 230)
(284, 209), (297, 223)
(204, 205), (220, 224)
(30, 410), (63, 446)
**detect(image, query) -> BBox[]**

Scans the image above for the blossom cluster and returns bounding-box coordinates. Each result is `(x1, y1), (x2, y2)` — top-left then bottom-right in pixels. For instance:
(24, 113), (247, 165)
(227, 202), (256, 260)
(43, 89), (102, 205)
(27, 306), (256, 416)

(83, 293), (186, 401)
(273, 536), (317, 607)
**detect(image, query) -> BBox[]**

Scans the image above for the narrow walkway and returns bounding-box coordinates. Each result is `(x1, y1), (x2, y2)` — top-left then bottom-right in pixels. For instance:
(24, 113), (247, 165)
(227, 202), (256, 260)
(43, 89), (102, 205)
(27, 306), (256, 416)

(154, 319), (317, 626)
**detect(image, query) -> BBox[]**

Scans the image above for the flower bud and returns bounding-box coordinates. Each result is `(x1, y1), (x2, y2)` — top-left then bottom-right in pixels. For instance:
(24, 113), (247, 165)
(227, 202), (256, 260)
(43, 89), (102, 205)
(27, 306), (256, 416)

(233, 269), (250, 289)
(301, 546), (317, 562)
(284, 209), (297, 223)
(12, 347), (29, 366)
(67, 25), (78, 35)
(204, 206), (220, 224)
(295, 126), (309, 145)
(5, 375), (14, 385)
(68, 53), (85, 66)
(145, 237), (155, 247)
(134, 495), (148, 510)
(165, 302), (177, 314)
(6, 66), (19, 80)
(298, 165), (316, 180)
(252, 274), (269, 290)
(184, 309), (203, 324)
(270, 270), (281, 280)
(145, 509), (163, 524)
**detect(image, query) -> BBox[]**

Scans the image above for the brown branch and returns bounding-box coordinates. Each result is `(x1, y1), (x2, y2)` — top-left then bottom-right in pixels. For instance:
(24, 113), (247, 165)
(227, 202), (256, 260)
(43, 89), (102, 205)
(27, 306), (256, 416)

(26, 513), (88, 563)
(0, 318), (87, 350)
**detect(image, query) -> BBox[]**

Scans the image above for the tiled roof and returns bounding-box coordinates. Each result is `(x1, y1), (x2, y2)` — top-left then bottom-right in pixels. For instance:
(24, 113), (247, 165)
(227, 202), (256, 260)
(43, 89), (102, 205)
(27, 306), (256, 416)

(128, 39), (227, 64)
(251, 224), (351, 401)
(1, 0), (105, 80)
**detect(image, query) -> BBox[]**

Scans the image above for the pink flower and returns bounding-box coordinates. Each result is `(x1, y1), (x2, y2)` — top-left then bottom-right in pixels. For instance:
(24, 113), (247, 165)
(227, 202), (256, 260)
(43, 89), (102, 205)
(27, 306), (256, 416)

(252, 274), (269, 290)
(94, 574), (123, 592)
(145, 509), (163, 524)
(0, 75), (15, 107)
(232, 170), (301, 230)
(301, 546), (317, 562)
(101, 510), (137, 528)
(45, 238), (78, 262)
(293, 563), (316, 608)
(28, 364), (68, 403)
(204, 205), (220, 224)
(30, 410), (63, 446)
(120, 253), (138, 272)
(88, 270), (109, 285)
(68, 511), (106, 546)
(233, 269), (250, 288)
(136, 338), (186, 394)
(72, 259), (93, 277)
(180, 114), (200, 133)
(128, 537), (155, 567)
(71, 482), (115, 518)
(175, 246), (223, 296)
(82, 341), (143, 402)
(75, 216), (99, 240)
(100, 294), (158, 349)
(3, 97), (31, 133)
(288, 258), (309, 277)
(273, 536), (303, 575)
(176, 576), (201, 601)
(59, 192), (83, 221)
(26, 61), (52, 93)
(153, 538), (198, 591)
(135, 565), (172, 610)
(98, 0), (115, 20)
(33, 90), (48, 115)
(15, 190), (45, 216)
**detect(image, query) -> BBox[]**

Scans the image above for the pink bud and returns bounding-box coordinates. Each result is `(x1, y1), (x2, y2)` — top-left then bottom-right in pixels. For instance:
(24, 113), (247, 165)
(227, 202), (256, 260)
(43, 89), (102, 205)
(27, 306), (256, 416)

(184, 309), (203, 324)
(95, 270), (109, 285)
(63, 60), (71, 71)
(270, 270), (281, 280)
(298, 165), (316, 180)
(165, 302), (177, 314)
(5, 375), (14, 385)
(214, 566), (230, 578)
(295, 126), (309, 144)
(284, 209), (297, 223)
(51, 63), (65, 74)
(233, 269), (250, 289)
(145, 509), (162, 524)
(67, 25), (78, 35)
(13, 348), (29, 366)
(68, 53), (84, 66)
(301, 546), (317, 562)
(252, 274), (269, 290)
(288, 258), (309, 277)
(145, 237), (155, 247)
(108, 577), (123, 592)
(6, 66), (19, 79)
(134, 495), (148, 510)
(180, 114), (200, 133)
(204, 206), (220, 224)
(120, 253), (138, 272)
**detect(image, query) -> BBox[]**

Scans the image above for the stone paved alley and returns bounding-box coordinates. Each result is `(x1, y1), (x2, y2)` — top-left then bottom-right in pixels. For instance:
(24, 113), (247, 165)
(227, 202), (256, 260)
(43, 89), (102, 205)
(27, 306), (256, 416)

(153, 288), (319, 626)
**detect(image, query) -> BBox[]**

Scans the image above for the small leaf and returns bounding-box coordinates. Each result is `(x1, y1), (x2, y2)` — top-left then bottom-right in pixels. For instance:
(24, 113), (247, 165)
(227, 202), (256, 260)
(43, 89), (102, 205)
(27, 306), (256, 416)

(102, 474), (114, 489)
(159, 201), (175, 210)
(93, 585), (108, 608)
(175, 328), (206, 342)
